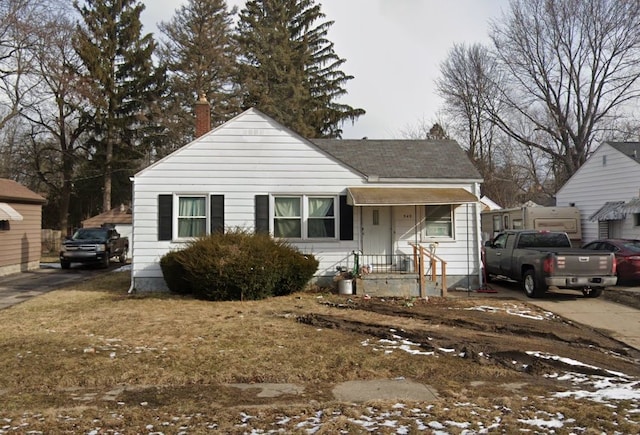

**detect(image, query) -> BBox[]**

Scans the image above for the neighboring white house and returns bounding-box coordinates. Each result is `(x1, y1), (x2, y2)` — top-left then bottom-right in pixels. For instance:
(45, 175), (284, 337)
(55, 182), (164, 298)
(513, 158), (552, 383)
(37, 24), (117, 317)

(556, 141), (640, 243)
(130, 107), (483, 293)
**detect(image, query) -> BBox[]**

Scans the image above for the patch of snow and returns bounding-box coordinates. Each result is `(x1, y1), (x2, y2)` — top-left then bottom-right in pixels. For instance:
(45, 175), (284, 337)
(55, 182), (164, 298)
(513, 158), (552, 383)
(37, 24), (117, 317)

(112, 264), (131, 272)
(464, 304), (553, 321)
(518, 417), (564, 428)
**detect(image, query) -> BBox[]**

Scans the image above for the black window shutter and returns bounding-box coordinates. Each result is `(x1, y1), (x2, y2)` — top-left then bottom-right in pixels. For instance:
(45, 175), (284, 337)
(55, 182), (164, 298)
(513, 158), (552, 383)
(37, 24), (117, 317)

(255, 195), (269, 234)
(339, 195), (354, 240)
(158, 194), (173, 241)
(210, 194), (224, 234)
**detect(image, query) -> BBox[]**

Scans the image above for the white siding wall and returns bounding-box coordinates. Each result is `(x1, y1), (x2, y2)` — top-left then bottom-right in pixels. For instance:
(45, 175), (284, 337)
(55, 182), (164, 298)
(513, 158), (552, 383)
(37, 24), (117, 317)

(392, 199), (481, 278)
(133, 110), (366, 290)
(556, 143), (640, 243)
(132, 109), (481, 290)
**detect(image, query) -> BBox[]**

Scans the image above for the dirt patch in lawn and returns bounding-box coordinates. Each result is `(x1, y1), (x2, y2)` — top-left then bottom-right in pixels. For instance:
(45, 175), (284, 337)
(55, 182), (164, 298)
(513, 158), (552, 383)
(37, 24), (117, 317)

(299, 296), (640, 381)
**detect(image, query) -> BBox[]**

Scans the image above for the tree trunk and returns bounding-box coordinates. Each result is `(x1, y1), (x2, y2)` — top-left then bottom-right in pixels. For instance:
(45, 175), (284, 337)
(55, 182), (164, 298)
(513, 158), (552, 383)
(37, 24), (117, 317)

(103, 134), (112, 213)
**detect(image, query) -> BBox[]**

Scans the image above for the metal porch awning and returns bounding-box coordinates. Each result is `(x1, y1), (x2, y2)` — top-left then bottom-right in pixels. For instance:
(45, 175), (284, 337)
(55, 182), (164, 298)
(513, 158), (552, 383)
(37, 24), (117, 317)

(0, 202), (23, 221)
(588, 201), (626, 222)
(346, 187), (478, 206)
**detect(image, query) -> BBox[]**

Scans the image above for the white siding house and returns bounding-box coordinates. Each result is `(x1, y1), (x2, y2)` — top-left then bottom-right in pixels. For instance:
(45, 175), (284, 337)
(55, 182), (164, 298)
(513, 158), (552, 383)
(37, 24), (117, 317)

(130, 108), (483, 293)
(556, 142), (640, 243)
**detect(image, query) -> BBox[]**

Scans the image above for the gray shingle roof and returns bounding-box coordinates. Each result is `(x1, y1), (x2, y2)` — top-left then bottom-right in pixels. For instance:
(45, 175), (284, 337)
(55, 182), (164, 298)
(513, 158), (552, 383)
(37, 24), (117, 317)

(310, 139), (482, 180)
(607, 142), (640, 161)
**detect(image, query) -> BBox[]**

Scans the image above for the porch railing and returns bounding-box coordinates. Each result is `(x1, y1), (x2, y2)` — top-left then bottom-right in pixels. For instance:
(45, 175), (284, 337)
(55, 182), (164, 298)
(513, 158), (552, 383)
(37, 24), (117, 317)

(409, 243), (448, 297)
(356, 254), (416, 274)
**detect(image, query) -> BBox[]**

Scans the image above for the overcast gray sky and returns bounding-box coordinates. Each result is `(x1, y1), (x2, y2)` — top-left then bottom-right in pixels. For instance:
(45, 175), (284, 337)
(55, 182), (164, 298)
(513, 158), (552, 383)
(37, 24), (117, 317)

(141, 0), (508, 139)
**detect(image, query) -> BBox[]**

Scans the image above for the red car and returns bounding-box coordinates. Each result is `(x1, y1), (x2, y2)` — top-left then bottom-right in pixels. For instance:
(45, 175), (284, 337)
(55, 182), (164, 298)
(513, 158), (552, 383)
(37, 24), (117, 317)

(582, 239), (640, 284)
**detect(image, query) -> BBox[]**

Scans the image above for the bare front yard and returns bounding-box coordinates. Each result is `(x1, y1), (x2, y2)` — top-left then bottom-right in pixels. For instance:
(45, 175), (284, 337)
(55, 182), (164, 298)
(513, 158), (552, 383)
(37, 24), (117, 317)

(0, 271), (638, 433)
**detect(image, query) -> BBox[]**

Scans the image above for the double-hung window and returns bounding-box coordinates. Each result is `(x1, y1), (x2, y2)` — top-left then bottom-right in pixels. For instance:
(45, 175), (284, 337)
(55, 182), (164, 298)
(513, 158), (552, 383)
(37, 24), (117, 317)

(274, 197), (302, 238)
(424, 205), (453, 238)
(158, 194), (224, 241)
(177, 196), (207, 238)
(273, 195), (336, 239)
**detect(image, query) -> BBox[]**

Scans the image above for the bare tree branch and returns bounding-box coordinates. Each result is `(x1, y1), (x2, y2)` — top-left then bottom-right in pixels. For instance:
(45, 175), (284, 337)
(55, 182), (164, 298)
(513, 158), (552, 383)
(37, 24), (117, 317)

(488, 0), (640, 185)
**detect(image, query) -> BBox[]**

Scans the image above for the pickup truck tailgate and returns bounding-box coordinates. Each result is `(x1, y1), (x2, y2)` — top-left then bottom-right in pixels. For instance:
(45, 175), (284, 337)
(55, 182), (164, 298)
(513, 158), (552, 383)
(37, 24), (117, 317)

(553, 252), (614, 276)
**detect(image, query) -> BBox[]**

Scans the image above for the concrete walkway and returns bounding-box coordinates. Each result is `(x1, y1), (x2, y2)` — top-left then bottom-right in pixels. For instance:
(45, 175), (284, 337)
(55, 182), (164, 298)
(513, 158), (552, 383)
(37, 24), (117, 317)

(225, 378), (438, 403)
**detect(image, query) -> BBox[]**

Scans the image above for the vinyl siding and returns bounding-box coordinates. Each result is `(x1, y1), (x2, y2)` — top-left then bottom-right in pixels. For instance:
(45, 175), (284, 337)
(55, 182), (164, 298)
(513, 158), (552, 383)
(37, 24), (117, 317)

(0, 202), (42, 276)
(556, 143), (640, 243)
(132, 109), (481, 291)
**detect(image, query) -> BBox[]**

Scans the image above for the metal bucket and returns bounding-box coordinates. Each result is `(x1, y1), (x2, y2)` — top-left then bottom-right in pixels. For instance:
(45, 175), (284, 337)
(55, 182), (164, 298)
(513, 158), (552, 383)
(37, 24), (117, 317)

(338, 279), (353, 295)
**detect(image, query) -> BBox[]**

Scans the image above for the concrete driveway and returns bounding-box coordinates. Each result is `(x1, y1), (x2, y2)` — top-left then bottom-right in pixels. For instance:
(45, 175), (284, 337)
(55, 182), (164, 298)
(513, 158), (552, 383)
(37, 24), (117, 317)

(0, 262), (126, 310)
(454, 279), (640, 351)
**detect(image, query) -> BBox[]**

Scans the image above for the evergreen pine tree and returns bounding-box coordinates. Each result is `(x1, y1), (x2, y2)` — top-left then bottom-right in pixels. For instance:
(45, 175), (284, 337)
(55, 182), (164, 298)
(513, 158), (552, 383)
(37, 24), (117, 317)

(236, 0), (364, 138)
(73, 0), (163, 212)
(157, 0), (241, 152)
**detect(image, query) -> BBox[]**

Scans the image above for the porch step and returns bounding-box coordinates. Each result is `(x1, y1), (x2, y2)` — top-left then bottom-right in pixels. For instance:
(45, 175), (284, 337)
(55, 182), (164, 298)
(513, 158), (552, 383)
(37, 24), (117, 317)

(355, 274), (443, 298)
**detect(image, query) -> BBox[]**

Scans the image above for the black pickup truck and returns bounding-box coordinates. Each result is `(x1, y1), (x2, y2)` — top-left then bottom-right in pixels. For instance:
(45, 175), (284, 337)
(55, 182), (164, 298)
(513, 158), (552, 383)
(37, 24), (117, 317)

(483, 230), (617, 298)
(59, 227), (129, 269)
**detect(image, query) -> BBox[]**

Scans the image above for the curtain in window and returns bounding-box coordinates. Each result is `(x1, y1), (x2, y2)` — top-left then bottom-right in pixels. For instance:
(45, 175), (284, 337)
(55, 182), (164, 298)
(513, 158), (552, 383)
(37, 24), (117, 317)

(178, 197), (206, 237)
(425, 205), (452, 237)
(274, 197), (301, 238)
(308, 198), (335, 237)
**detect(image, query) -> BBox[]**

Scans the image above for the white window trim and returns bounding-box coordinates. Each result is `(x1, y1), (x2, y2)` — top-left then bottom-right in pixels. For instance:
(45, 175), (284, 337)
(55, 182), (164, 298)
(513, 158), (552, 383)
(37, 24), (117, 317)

(421, 204), (455, 242)
(270, 194), (338, 241)
(174, 194), (208, 241)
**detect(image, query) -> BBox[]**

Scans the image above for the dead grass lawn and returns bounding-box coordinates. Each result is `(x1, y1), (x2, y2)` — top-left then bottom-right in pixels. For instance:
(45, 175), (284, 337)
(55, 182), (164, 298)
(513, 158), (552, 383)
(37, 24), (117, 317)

(0, 271), (637, 433)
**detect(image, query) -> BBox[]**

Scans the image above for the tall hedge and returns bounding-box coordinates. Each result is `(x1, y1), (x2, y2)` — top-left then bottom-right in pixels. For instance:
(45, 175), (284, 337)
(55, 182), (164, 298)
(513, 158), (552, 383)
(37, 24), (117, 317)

(159, 229), (319, 301)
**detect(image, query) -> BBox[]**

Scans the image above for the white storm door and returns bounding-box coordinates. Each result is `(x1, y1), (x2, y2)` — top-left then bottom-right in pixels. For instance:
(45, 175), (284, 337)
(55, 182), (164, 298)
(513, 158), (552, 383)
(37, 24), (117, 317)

(362, 207), (392, 258)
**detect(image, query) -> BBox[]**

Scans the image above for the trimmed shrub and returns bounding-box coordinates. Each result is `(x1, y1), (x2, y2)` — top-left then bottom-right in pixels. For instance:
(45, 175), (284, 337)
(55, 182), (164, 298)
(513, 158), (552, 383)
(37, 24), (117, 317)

(273, 243), (319, 296)
(159, 250), (193, 294)
(160, 229), (318, 301)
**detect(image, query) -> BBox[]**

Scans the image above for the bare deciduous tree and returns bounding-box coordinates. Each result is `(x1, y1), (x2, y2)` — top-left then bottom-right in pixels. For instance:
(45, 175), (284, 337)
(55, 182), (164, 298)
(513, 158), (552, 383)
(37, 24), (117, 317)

(434, 43), (532, 204)
(0, 0), (44, 132)
(488, 0), (640, 186)
(436, 43), (502, 168)
(20, 2), (87, 233)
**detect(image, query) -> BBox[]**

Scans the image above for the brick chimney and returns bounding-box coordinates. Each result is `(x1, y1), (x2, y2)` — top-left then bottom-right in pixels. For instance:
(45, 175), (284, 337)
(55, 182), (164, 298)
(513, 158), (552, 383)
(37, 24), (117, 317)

(195, 93), (211, 138)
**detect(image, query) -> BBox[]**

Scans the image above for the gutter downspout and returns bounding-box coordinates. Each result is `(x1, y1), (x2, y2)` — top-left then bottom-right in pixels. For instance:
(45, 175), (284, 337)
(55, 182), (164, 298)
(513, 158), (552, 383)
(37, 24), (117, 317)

(474, 182), (483, 288)
(128, 176), (135, 294)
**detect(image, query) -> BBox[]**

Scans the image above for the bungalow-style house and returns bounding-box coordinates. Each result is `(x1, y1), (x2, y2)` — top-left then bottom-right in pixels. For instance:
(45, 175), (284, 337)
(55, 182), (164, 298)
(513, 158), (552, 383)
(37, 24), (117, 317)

(82, 204), (132, 240)
(556, 142), (640, 243)
(0, 178), (46, 276)
(130, 107), (484, 295)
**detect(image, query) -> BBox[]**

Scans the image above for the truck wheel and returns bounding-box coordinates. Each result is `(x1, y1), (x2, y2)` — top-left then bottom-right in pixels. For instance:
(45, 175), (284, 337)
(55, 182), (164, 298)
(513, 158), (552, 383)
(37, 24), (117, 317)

(60, 261), (70, 270)
(118, 249), (128, 264)
(582, 287), (603, 298)
(523, 269), (546, 298)
(101, 253), (110, 269)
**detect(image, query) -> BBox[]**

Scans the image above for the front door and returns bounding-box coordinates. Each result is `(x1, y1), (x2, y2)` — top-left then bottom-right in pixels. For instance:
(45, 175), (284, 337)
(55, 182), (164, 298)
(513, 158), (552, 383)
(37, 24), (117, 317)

(362, 207), (392, 260)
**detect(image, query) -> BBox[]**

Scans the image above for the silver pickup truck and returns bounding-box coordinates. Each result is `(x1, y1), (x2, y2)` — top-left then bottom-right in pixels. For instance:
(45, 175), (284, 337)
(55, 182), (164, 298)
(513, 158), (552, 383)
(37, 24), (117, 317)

(483, 230), (617, 298)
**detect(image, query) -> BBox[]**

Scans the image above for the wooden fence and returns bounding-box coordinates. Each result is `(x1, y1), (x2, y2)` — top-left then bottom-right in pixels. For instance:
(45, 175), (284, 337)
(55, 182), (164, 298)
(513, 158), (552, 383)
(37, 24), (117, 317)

(41, 229), (62, 254)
